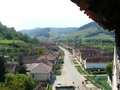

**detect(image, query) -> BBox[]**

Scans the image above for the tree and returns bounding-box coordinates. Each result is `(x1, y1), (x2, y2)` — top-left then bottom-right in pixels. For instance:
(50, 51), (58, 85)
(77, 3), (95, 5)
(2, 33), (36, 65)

(8, 81), (25, 90)
(78, 39), (82, 45)
(37, 49), (45, 55)
(4, 74), (37, 90)
(105, 62), (113, 81)
(15, 54), (27, 74)
(0, 56), (6, 82)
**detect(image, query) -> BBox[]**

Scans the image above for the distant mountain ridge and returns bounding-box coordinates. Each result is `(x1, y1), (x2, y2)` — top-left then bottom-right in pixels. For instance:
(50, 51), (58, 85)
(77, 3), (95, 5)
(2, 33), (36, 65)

(19, 27), (78, 39)
(78, 22), (98, 31)
(60, 22), (115, 41)
(19, 22), (115, 41)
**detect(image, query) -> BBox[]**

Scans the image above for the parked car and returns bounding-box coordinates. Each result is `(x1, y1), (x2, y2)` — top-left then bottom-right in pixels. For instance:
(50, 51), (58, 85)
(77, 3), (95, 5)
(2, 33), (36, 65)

(57, 82), (62, 87)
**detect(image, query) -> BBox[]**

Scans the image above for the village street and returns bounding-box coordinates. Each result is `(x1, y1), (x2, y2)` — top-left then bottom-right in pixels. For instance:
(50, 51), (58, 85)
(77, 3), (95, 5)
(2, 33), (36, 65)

(52, 46), (98, 90)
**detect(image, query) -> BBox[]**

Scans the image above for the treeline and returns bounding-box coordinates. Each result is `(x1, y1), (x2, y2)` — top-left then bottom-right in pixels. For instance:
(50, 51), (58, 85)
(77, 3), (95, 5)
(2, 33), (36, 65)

(84, 23), (114, 37)
(59, 38), (114, 53)
(85, 30), (114, 38)
(78, 22), (98, 31)
(85, 39), (114, 43)
(0, 22), (40, 60)
(0, 22), (39, 44)
(34, 28), (50, 38)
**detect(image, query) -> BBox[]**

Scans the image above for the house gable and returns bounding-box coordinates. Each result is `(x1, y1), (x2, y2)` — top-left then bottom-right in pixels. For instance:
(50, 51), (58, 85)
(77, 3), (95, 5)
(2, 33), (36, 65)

(30, 63), (52, 74)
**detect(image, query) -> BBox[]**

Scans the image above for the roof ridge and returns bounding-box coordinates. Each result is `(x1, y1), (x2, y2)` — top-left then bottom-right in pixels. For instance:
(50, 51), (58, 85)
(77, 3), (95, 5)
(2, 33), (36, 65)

(31, 63), (40, 71)
(41, 62), (50, 72)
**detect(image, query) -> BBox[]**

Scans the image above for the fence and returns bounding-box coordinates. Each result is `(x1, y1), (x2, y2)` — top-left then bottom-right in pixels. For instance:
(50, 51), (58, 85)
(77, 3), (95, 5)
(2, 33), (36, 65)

(94, 76), (111, 90)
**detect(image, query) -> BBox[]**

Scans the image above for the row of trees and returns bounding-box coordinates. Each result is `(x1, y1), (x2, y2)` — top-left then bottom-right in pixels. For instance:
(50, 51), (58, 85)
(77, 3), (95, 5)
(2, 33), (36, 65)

(63, 38), (114, 53)
(34, 28), (50, 38)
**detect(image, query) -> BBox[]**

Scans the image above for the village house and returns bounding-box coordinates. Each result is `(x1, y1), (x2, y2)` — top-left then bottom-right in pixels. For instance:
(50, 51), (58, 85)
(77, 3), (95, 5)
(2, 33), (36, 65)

(26, 63), (52, 82)
(18, 54), (40, 64)
(5, 61), (18, 74)
(35, 55), (55, 73)
(82, 57), (113, 69)
(33, 83), (46, 90)
(63, 42), (113, 69)
(36, 51), (61, 70)
(35, 58), (53, 67)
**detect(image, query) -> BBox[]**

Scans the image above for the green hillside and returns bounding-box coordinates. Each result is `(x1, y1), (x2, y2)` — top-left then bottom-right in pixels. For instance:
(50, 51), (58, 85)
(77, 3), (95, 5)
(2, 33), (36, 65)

(58, 22), (115, 53)
(60, 22), (115, 41)
(32, 28), (62, 39)
(50, 27), (78, 35)
(0, 22), (39, 60)
(19, 27), (78, 39)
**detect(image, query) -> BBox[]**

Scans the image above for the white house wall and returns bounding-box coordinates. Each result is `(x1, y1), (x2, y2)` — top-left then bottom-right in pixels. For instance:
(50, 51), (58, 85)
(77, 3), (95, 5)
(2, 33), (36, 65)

(86, 63), (107, 69)
(31, 73), (50, 81)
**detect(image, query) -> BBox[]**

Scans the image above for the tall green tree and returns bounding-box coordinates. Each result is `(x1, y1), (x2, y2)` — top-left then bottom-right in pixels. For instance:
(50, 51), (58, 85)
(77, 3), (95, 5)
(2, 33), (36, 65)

(4, 74), (37, 90)
(0, 56), (6, 82)
(78, 39), (82, 45)
(15, 54), (27, 74)
(105, 62), (113, 81)
(37, 49), (45, 55)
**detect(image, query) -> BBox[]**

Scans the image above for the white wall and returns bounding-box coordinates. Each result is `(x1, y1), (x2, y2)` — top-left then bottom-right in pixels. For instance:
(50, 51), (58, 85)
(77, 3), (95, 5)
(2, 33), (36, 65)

(86, 63), (107, 69)
(31, 73), (50, 81)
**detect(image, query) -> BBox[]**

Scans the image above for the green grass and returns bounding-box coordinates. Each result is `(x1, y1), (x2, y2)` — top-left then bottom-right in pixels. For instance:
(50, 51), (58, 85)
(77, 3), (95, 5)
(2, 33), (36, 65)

(99, 78), (111, 88)
(75, 65), (109, 89)
(55, 71), (61, 75)
(85, 76), (105, 89)
(48, 84), (52, 90)
(60, 59), (64, 64)
(0, 88), (11, 90)
(73, 60), (78, 64)
(0, 40), (24, 44)
(76, 66), (89, 75)
(86, 33), (114, 40)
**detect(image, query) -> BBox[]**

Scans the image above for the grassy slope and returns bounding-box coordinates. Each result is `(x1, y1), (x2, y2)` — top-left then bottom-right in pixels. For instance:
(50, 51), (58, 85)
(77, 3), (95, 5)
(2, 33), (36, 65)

(49, 30), (62, 38)
(60, 27), (99, 40)
(36, 30), (62, 39)
(88, 33), (114, 40)
(60, 27), (114, 41)
(19, 28), (78, 39)
(0, 40), (24, 44)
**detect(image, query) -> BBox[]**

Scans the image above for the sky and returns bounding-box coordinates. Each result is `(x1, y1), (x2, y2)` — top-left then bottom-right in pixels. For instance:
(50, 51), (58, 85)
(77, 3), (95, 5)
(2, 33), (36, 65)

(0, 0), (93, 31)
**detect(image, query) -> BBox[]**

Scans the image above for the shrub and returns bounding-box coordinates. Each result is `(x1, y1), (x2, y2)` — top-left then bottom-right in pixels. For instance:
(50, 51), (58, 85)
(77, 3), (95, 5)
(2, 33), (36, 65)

(55, 71), (61, 75)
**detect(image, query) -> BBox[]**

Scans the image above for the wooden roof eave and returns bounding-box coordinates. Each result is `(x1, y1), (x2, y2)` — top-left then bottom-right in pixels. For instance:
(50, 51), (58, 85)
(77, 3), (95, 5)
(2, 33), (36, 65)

(71, 0), (117, 31)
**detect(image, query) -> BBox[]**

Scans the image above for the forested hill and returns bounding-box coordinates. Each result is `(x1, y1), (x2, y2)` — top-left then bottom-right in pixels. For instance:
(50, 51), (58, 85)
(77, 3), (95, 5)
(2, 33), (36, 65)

(60, 22), (115, 41)
(19, 27), (78, 39)
(78, 22), (114, 36)
(19, 21), (115, 41)
(0, 22), (39, 44)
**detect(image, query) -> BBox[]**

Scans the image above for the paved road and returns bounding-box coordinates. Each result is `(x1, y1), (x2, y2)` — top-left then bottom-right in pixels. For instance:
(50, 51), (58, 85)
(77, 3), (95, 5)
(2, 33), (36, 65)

(52, 46), (98, 90)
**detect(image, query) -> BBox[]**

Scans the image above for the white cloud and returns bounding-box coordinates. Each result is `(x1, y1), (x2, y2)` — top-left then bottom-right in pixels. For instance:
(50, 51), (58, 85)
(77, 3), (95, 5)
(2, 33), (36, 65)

(0, 0), (92, 31)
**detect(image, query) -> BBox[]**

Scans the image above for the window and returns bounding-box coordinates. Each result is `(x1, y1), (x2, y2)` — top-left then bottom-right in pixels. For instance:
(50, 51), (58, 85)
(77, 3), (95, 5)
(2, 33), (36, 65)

(32, 74), (34, 78)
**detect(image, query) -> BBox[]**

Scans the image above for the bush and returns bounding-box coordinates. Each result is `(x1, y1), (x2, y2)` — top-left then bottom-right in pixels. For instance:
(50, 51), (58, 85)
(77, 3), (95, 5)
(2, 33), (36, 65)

(60, 59), (64, 64)
(48, 84), (52, 90)
(55, 71), (61, 75)
(92, 71), (106, 74)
